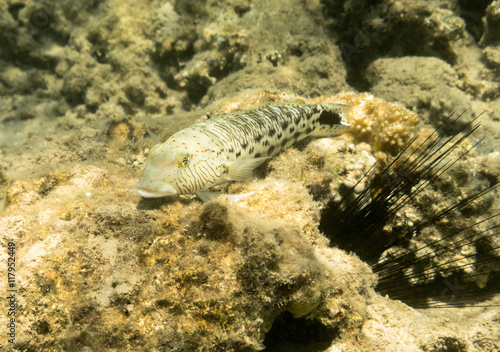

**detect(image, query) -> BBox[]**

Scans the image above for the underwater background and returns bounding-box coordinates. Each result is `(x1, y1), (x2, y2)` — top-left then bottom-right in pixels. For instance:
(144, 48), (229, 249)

(0, 0), (499, 351)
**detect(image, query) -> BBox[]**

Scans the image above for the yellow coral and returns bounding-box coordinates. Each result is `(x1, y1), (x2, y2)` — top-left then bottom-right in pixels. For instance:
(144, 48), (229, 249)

(315, 92), (420, 155)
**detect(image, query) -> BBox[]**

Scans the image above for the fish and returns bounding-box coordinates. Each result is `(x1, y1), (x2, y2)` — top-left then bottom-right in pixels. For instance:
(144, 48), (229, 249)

(137, 102), (350, 200)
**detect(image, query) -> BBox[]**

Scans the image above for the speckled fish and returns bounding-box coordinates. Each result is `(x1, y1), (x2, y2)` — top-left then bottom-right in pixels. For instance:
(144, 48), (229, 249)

(137, 102), (350, 199)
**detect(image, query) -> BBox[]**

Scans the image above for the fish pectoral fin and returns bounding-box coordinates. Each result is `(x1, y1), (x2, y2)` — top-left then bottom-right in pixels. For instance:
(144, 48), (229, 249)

(196, 191), (221, 202)
(195, 191), (256, 203)
(224, 157), (270, 182)
(227, 192), (255, 201)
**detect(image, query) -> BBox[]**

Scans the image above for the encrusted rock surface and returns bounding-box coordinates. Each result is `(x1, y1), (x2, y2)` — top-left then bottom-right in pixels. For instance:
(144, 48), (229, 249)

(1, 0), (499, 351)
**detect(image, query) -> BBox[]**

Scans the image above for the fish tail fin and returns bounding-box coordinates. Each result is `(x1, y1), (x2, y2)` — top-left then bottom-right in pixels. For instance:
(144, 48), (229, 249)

(310, 103), (351, 137)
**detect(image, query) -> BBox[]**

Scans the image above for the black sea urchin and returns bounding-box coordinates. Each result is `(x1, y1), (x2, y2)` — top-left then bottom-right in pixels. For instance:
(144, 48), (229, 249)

(320, 112), (500, 308)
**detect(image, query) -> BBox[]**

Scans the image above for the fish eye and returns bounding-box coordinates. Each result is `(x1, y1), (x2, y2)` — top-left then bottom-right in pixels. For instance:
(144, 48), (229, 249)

(176, 151), (191, 168)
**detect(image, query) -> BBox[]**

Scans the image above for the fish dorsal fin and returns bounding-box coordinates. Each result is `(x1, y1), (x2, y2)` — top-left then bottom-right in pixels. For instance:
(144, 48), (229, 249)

(147, 128), (161, 144)
(224, 157), (270, 182)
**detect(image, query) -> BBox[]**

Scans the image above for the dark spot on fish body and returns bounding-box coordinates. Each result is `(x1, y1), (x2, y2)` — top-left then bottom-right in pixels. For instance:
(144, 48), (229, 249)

(281, 139), (288, 147)
(255, 152), (261, 158)
(281, 121), (289, 129)
(277, 133), (282, 139)
(255, 134), (263, 142)
(236, 151), (241, 157)
(318, 110), (342, 126)
(228, 147), (234, 153)
(263, 140), (270, 146)
(305, 127), (313, 134)
(269, 128), (276, 137)
(267, 145), (275, 154)
(293, 131), (301, 139)
(241, 142), (248, 150)
(249, 146), (254, 154)
(289, 127), (295, 133)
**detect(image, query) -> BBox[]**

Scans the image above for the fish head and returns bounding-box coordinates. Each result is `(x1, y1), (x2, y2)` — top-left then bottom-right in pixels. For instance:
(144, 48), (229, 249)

(137, 137), (221, 198)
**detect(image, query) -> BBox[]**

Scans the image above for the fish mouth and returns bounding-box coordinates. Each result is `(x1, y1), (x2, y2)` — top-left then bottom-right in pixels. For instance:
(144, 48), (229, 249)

(137, 184), (177, 198)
